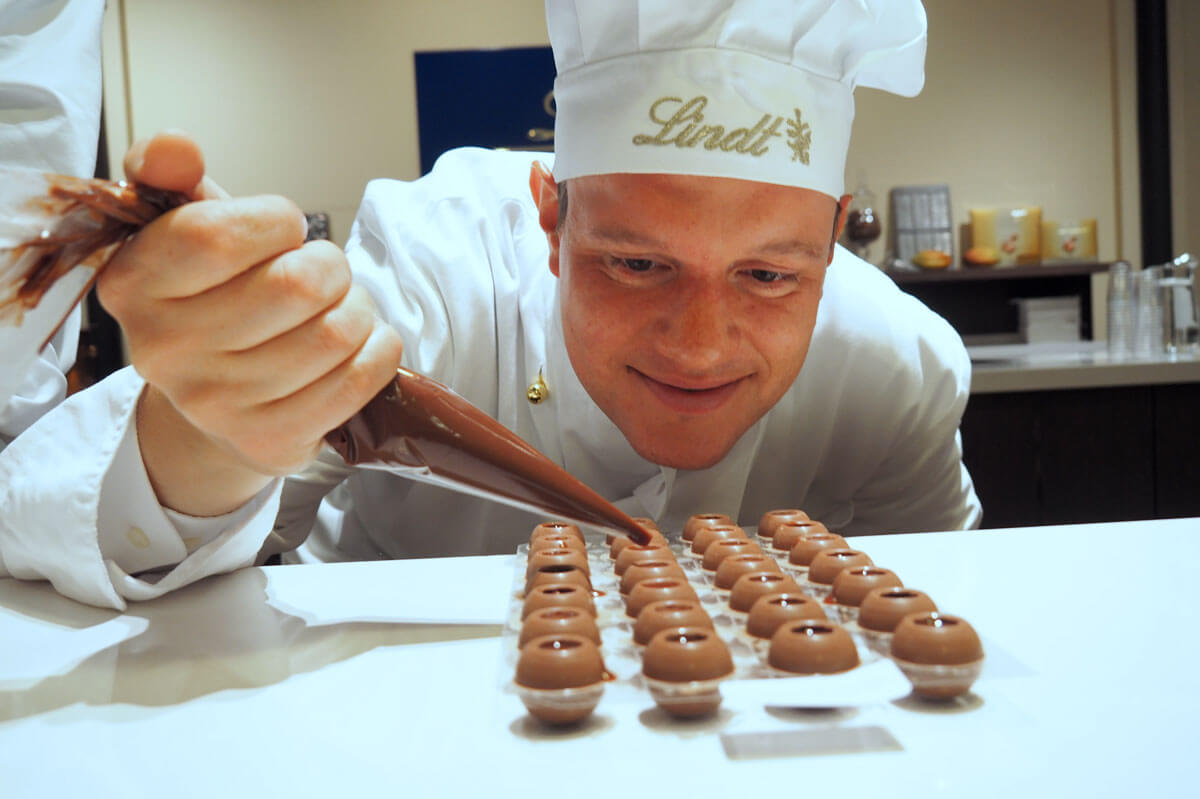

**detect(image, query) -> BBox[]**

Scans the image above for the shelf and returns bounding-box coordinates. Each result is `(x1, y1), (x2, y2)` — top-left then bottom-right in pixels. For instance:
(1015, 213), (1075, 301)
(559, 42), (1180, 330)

(885, 261), (1111, 285)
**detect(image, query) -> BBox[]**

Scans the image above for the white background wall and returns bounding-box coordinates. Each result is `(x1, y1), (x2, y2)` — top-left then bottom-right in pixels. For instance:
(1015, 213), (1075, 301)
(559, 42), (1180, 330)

(101, 0), (1194, 272)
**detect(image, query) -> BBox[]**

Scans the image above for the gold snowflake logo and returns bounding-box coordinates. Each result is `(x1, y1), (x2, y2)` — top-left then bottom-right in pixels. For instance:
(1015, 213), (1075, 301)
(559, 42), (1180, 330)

(786, 108), (811, 165)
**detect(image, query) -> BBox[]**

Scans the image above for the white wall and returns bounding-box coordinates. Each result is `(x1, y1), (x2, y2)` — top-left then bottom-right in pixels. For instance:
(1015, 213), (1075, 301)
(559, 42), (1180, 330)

(102, 0), (1161, 273)
(104, 0), (550, 243)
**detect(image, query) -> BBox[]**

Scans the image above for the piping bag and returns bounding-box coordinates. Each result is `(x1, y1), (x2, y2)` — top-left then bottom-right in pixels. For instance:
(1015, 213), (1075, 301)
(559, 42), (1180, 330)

(0, 168), (650, 544)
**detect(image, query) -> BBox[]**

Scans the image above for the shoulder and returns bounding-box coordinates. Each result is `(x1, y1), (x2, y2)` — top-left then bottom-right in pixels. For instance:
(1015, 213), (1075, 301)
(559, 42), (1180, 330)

(812, 248), (969, 398)
(354, 148), (548, 235)
(343, 149), (556, 390)
(347, 148), (553, 300)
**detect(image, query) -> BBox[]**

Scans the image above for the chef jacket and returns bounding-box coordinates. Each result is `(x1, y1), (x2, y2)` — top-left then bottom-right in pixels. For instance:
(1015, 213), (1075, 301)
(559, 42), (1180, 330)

(0, 147), (981, 609)
(0, 0), (103, 448)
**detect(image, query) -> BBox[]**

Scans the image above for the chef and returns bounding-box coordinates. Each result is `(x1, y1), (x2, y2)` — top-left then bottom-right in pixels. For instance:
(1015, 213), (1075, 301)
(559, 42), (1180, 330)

(0, 0), (980, 609)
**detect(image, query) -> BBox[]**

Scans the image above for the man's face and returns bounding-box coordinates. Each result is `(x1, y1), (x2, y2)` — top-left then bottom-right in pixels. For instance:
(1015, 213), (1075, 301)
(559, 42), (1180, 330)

(532, 165), (848, 470)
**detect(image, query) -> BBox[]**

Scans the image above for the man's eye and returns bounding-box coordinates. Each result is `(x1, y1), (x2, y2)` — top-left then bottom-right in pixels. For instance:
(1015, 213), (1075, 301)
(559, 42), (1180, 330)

(618, 258), (656, 273)
(748, 268), (787, 283)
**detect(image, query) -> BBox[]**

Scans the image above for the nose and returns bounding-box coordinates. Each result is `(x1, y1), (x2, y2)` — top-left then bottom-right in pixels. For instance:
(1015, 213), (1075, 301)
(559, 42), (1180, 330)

(652, 280), (738, 372)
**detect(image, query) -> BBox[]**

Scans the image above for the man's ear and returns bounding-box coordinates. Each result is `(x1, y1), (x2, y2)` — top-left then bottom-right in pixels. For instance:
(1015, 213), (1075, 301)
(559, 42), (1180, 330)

(529, 161), (562, 277)
(828, 193), (852, 265)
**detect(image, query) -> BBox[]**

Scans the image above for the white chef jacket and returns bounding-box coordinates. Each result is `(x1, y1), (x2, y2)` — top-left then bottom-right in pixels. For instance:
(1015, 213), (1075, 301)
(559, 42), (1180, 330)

(0, 147), (981, 609)
(0, 0), (103, 446)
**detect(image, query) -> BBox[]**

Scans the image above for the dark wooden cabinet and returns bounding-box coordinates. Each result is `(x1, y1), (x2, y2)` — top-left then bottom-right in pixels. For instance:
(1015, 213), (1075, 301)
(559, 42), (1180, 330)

(888, 262), (1108, 341)
(962, 382), (1200, 528)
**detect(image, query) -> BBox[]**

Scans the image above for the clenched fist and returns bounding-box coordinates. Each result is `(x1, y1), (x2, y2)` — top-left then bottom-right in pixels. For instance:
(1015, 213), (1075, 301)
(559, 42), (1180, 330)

(97, 131), (404, 515)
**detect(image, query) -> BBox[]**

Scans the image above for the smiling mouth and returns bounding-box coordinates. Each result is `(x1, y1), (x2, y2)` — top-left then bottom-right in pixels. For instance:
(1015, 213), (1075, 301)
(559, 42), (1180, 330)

(630, 368), (746, 414)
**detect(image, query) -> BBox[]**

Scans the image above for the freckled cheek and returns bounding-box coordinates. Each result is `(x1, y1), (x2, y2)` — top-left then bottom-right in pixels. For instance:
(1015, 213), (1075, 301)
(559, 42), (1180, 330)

(751, 300), (820, 379)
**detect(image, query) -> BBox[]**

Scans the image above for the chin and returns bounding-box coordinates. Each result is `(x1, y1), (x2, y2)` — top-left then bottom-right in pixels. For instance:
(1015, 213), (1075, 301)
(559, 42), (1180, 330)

(628, 436), (733, 472)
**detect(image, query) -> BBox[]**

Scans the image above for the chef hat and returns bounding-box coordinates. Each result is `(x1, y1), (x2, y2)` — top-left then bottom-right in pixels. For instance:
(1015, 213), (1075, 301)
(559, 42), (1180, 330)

(547, 0), (927, 198)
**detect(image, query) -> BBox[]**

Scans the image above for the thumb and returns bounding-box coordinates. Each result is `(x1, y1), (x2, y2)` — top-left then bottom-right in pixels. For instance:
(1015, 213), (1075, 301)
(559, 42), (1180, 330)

(122, 129), (230, 200)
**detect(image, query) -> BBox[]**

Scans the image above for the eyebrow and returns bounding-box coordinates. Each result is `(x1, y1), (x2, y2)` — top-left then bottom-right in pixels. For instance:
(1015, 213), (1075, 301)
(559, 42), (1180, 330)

(752, 238), (826, 259)
(578, 227), (825, 260)
(577, 226), (668, 250)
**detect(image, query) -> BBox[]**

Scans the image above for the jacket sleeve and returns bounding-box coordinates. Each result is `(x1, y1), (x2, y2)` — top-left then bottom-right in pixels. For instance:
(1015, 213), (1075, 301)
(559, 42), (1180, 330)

(0, 367), (286, 609)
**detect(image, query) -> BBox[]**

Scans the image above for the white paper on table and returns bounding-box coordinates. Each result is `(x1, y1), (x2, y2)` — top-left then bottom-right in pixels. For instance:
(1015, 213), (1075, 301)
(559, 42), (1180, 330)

(263, 556), (513, 626)
(0, 609), (147, 688)
(720, 658), (911, 709)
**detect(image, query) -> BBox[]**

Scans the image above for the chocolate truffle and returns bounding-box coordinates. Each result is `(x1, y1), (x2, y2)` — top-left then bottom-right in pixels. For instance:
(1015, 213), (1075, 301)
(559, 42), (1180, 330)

(728, 572), (803, 613)
(771, 520), (830, 552)
(529, 534), (588, 554)
(619, 559), (686, 596)
(890, 612), (985, 699)
(768, 620), (860, 675)
(607, 517), (659, 545)
(642, 626), (734, 717)
(700, 538), (763, 572)
(806, 549), (873, 587)
(788, 532), (850, 567)
(713, 554), (783, 590)
(682, 513), (735, 543)
(625, 578), (699, 619)
(610, 529), (668, 560)
(857, 588), (938, 634)
(633, 600), (714, 646)
(756, 508), (810, 542)
(530, 521), (585, 546)
(526, 547), (590, 579)
(525, 563), (592, 595)
(521, 584), (596, 619)
(614, 543), (674, 576)
(831, 567), (903, 609)
(746, 592), (827, 640)
(515, 634), (606, 724)
(519, 607), (602, 648)
(690, 524), (747, 556)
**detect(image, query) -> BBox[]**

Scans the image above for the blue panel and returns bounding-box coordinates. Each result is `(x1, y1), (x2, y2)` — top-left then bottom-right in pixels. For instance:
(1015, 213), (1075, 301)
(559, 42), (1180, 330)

(414, 46), (557, 175)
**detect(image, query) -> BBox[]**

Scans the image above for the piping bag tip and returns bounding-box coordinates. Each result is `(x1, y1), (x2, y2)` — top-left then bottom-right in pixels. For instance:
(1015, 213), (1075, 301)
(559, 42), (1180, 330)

(326, 367), (651, 545)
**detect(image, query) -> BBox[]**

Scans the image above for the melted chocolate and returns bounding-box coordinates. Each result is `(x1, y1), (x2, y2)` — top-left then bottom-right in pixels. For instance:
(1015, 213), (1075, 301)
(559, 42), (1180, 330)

(1, 175), (188, 330)
(325, 367), (650, 544)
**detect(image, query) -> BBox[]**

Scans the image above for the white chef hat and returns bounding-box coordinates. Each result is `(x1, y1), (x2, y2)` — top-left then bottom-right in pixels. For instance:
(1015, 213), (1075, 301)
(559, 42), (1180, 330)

(547, 0), (927, 199)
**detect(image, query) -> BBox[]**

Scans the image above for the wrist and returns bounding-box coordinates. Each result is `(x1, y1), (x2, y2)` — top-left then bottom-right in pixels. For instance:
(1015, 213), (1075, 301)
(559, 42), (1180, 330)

(135, 385), (273, 516)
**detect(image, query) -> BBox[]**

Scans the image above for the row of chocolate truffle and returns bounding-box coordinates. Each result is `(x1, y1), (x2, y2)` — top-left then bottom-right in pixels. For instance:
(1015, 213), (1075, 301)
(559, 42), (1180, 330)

(676, 511), (984, 695)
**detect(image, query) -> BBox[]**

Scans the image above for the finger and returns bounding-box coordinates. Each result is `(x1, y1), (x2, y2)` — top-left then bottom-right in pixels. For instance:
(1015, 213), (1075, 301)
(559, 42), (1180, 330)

(222, 321), (405, 475)
(178, 239), (351, 353)
(124, 130), (207, 195)
(104, 194), (308, 301)
(197, 282), (381, 406)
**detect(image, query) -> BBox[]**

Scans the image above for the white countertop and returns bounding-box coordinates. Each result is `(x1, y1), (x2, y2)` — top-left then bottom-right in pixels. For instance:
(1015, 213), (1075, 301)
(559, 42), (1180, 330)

(3, 518), (1199, 798)
(969, 341), (1200, 393)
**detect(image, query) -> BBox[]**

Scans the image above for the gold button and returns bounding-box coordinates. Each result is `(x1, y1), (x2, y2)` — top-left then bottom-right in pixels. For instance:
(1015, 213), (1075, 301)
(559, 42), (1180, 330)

(526, 370), (549, 404)
(126, 527), (150, 549)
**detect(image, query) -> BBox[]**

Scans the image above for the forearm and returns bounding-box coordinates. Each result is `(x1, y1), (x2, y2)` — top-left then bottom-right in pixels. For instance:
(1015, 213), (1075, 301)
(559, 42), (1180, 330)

(136, 384), (274, 518)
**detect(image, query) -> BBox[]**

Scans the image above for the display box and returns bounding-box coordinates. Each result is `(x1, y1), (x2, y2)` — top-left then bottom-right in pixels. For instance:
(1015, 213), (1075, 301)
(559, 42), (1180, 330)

(969, 206), (1043, 266)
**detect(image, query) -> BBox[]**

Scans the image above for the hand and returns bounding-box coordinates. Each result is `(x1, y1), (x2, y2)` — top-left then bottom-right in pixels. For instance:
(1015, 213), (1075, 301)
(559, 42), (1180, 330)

(97, 131), (404, 515)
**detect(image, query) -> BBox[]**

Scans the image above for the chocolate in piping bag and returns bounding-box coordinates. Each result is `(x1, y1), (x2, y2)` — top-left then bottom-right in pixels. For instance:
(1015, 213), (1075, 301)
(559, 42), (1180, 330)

(324, 368), (651, 543)
(1, 170), (650, 543)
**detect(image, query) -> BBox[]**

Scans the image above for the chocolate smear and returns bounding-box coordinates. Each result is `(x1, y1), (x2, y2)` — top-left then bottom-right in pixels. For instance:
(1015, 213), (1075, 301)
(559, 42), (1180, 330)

(2, 170), (650, 544)
(0, 172), (188, 333)
(325, 367), (650, 543)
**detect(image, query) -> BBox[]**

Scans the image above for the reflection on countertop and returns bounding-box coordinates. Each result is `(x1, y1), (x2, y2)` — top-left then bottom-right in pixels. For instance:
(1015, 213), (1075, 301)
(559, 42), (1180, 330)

(967, 341), (1200, 393)
(0, 568), (501, 723)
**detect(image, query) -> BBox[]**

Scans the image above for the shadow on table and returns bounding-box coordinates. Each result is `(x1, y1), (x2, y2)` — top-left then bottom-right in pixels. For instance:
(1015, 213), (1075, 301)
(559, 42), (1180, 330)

(0, 568), (499, 723)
